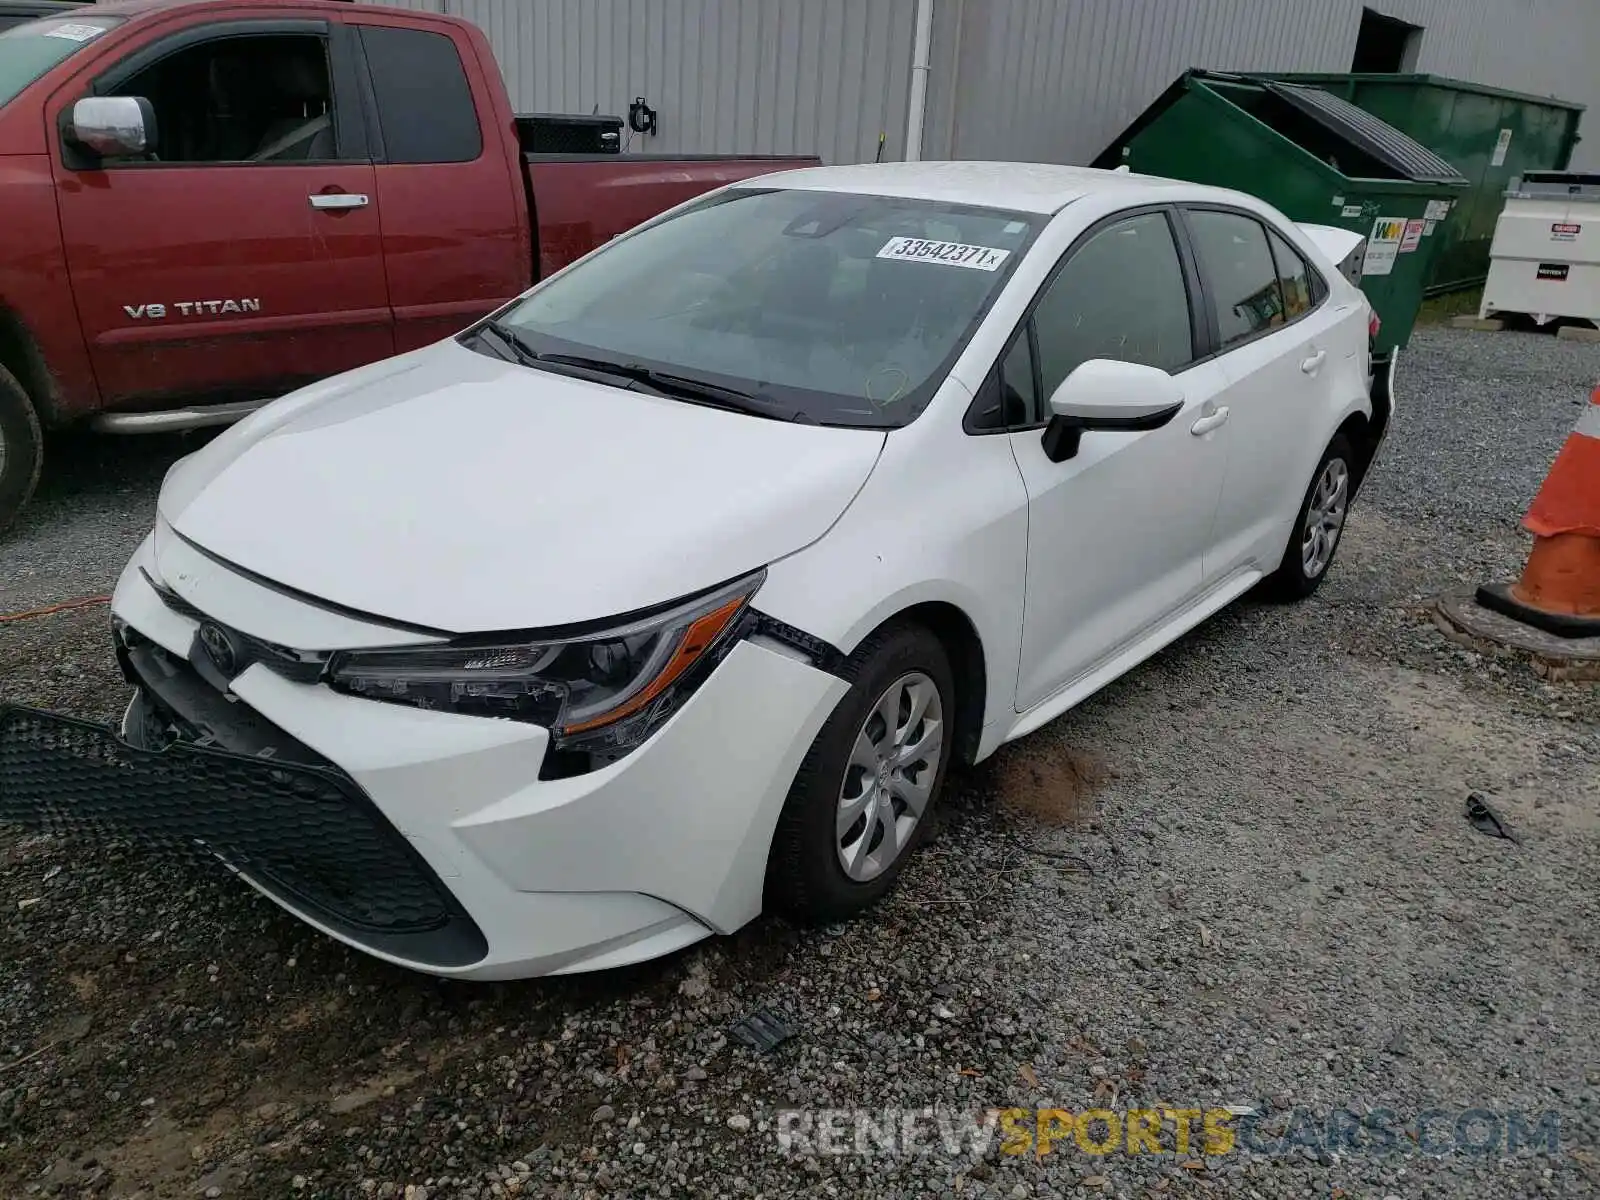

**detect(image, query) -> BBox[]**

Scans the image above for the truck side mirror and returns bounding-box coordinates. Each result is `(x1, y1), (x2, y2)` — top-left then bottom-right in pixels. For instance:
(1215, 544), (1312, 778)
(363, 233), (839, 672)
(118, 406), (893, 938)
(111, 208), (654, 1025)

(67, 96), (157, 159)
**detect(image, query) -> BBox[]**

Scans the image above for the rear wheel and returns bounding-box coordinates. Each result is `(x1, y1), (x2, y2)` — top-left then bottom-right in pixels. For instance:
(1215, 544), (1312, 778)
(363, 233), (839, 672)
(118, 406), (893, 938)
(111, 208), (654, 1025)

(766, 622), (955, 922)
(1264, 433), (1353, 601)
(0, 365), (43, 537)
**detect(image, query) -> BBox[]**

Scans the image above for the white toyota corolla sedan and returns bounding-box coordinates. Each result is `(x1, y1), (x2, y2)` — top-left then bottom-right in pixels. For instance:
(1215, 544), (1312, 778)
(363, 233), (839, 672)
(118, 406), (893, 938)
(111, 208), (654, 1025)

(1, 163), (1392, 979)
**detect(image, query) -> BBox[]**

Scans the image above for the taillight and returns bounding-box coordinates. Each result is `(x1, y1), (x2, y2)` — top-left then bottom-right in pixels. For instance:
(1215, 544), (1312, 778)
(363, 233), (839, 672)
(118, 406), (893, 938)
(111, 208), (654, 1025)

(1368, 311), (1382, 343)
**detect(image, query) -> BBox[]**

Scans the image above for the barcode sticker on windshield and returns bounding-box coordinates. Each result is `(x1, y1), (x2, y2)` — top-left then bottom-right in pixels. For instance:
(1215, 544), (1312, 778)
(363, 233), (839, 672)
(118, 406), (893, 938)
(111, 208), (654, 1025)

(876, 238), (1011, 271)
(43, 23), (107, 42)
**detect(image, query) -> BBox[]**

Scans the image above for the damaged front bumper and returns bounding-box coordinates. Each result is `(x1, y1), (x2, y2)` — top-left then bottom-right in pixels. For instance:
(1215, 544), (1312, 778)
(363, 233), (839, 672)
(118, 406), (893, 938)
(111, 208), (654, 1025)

(0, 670), (489, 968)
(0, 534), (851, 979)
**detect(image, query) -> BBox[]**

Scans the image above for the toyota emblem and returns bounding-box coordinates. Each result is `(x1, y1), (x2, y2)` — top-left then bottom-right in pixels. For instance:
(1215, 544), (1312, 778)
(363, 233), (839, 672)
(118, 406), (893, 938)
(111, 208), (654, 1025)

(198, 622), (239, 677)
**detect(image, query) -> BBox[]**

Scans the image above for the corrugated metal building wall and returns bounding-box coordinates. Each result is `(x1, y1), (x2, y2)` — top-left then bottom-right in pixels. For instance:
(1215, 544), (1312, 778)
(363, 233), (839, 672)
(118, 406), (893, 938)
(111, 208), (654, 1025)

(377, 0), (917, 165)
(381, 0), (1599, 171)
(936, 0), (1599, 169)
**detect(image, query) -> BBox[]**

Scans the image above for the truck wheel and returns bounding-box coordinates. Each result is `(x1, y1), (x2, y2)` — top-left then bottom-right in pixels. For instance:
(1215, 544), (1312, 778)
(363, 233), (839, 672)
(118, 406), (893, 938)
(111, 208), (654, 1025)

(0, 364), (43, 537)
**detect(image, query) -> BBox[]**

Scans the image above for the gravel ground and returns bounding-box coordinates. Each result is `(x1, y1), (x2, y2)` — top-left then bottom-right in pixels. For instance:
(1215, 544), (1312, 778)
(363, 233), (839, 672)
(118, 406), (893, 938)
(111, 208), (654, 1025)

(1, 326), (1597, 1200)
(0, 430), (208, 621)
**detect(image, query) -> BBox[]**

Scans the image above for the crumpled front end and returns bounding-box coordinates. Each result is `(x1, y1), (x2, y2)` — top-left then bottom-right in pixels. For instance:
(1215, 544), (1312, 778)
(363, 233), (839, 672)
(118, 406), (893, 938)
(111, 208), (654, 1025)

(0, 531), (849, 979)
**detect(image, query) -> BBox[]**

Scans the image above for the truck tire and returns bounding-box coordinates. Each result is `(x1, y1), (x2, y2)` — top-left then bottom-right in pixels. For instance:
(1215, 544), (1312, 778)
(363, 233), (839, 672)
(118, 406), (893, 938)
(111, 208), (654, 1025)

(0, 364), (43, 537)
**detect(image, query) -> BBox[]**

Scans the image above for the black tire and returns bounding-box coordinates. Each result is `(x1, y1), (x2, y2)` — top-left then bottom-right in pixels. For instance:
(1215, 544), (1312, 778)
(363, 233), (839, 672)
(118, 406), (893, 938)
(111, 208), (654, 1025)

(1263, 432), (1354, 602)
(0, 364), (43, 538)
(766, 621), (956, 922)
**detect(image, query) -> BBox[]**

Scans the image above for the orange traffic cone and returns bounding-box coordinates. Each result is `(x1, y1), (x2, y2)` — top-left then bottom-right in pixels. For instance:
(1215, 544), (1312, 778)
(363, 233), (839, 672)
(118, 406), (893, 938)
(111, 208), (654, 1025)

(1478, 383), (1600, 637)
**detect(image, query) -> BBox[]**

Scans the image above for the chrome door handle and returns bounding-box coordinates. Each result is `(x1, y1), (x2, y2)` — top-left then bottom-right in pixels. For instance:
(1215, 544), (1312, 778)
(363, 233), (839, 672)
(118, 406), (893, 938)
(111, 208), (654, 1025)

(309, 193), (369, 210)
(1190, 405), (1229, 436)
(1300, 349), (1327, 374)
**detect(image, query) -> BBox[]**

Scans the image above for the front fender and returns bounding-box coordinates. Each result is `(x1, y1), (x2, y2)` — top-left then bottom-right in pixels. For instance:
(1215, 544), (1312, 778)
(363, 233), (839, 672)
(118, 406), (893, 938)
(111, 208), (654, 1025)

(754, 420), (1029, 752)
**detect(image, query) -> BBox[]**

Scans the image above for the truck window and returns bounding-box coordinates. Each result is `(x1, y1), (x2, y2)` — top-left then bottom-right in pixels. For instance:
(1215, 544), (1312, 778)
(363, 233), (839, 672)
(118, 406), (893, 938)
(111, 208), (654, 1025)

(104, 34), (347, 164)
(357, 25), (481, 164)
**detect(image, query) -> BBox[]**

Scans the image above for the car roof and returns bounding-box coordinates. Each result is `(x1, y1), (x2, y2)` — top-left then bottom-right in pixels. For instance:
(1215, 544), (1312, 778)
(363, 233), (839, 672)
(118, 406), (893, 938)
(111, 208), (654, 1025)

(0, 1), (89, 14)
(732, 160), (1229, 216)
(58, 0), (406, 17)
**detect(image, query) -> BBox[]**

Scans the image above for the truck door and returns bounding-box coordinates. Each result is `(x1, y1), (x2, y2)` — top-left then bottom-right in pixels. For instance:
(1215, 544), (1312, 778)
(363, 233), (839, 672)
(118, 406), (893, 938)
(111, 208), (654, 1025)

(47, 18), (393, 408)
(350, 17), (527, 353)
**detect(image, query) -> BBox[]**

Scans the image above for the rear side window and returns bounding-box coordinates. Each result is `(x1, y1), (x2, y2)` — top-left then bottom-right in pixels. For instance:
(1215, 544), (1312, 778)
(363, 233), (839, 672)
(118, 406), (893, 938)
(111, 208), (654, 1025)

(1187, 210), (1284, 347)
(1031, 211), (1194, 401)
(1267, 227), (1327, 317)
(358, 25), (480, 163)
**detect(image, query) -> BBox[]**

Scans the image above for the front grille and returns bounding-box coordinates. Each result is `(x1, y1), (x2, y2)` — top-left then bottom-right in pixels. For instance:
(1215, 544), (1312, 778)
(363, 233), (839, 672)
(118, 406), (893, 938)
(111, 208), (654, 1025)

(141, 568), (328, 684)
(0, 705), (487, 968)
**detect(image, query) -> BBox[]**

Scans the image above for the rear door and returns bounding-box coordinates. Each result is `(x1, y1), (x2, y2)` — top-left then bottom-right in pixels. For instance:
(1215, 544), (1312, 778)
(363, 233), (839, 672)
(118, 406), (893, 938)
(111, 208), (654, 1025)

(48, 17), (393, 408)
(1180, 207), (1353, 577)
(350, 17), (526, 352)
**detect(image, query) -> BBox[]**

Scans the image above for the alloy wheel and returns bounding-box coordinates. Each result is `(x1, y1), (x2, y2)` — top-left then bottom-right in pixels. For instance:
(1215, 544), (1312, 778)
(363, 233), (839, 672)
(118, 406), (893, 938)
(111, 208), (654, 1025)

(1301, 457), (1349, 579)
(836, 670), (944, 883)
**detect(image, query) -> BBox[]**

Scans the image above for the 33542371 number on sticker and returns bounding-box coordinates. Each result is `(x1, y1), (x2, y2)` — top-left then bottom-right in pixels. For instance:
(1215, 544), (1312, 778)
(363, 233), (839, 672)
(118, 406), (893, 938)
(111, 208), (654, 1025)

(876, 238), (1011, 271)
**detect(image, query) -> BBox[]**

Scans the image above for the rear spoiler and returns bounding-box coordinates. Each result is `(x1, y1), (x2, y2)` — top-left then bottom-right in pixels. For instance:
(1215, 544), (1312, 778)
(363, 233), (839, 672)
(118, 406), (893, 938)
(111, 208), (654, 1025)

(1296, 222), (1366, 289)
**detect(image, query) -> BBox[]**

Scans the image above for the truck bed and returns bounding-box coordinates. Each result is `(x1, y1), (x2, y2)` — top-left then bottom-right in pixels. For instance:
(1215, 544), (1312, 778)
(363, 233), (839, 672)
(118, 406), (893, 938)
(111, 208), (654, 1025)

(522, 152), (820, 278)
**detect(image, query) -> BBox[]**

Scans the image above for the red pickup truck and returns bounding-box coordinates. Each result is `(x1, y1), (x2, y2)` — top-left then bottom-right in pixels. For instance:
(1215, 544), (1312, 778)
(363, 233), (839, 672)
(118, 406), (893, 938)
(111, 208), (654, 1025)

(0, 0), (816, 531)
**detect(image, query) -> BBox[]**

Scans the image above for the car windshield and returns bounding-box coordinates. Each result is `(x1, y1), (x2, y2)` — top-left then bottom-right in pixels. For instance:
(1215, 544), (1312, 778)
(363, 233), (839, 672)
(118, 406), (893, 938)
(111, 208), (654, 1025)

(0, 15), (121, 108)
(486, 188), (1042, 428)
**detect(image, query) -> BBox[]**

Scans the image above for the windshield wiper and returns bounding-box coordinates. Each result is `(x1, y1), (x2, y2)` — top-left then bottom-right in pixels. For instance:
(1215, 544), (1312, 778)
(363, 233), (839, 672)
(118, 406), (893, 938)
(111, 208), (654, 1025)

(472, 327), (670, 397)
(471, 328), (804, 421)
(470, 320), (542, 368)
(534, 354), (800, 421)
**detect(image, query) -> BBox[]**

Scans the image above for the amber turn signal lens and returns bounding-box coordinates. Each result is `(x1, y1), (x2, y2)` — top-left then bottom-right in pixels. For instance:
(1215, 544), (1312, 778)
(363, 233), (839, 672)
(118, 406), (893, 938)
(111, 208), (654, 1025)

(559, 593), (749, 734)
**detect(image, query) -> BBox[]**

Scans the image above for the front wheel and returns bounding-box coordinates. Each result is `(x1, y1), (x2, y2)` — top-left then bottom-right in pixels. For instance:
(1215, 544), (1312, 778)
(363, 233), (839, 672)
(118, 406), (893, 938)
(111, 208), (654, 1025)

(0, 365), (43, 537)
(1263, 433), (1354, 601)
(766, 622), (955, 922)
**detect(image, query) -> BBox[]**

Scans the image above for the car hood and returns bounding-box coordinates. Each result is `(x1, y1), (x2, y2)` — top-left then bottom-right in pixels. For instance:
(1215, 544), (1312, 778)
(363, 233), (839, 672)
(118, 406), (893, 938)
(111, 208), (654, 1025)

(160, 340), (885, 633)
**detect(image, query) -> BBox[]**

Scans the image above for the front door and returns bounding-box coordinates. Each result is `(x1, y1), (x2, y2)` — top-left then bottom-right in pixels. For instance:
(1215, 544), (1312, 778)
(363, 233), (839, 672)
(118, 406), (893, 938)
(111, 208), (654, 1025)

(49, 20), (393, 408)
(1005, 209), (1231, 712)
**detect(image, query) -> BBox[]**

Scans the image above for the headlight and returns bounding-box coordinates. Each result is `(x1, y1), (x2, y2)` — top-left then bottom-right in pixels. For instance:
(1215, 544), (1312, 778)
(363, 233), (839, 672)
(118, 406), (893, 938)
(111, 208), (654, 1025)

(326, 571), (763, 771)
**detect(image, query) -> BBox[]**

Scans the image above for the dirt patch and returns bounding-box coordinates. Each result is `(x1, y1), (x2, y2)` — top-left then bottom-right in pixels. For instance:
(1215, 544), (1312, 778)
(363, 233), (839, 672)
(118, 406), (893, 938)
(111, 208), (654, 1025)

(987, 738), (1113, 828)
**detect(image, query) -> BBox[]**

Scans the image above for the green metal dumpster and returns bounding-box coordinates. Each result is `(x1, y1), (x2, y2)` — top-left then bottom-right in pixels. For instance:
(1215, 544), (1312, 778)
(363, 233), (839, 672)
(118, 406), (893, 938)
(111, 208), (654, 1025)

(1261, 73), (1585, 293)
(1093, 70), (1468, 355)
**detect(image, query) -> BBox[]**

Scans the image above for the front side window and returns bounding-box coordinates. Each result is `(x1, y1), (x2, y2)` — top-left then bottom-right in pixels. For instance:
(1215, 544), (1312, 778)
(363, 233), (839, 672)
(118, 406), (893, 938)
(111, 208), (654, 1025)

(0, 15), (123, 109)
(1188, 210), (1285, 347)
(488, 188), (1042, 428)
(1031, 211), (1194, 403)
(105, 34), (341, 163)
(968, 330), (1037, 432)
